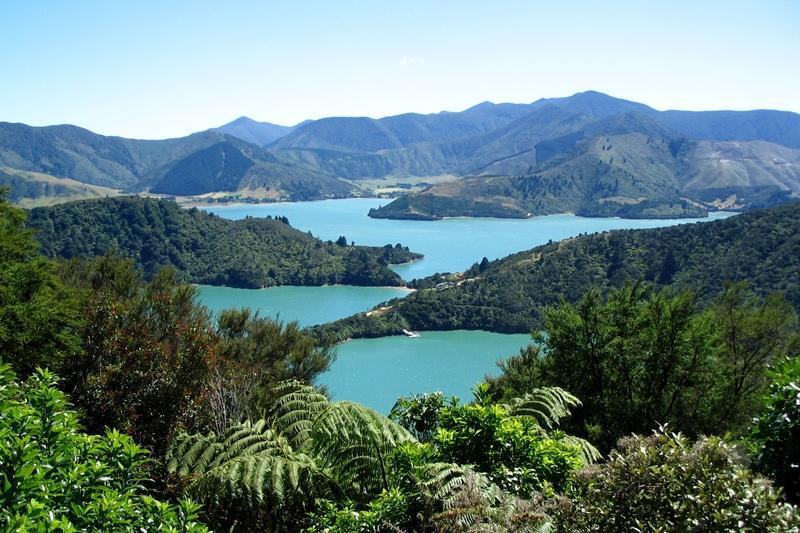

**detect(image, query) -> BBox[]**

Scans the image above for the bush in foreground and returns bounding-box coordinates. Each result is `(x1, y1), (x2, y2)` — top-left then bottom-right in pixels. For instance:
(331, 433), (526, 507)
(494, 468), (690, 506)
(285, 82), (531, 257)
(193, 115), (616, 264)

(0, 364), (208, 531)
(556, 428), (799, 532)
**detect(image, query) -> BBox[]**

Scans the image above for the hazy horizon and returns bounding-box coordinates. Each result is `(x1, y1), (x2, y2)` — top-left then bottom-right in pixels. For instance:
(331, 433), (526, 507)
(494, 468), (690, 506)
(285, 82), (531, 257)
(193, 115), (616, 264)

(2, 0), (798, 139)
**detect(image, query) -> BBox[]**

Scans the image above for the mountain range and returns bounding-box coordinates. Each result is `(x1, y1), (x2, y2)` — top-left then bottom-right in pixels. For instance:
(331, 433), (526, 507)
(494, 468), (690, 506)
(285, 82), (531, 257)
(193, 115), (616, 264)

(2, 91), (799, 216)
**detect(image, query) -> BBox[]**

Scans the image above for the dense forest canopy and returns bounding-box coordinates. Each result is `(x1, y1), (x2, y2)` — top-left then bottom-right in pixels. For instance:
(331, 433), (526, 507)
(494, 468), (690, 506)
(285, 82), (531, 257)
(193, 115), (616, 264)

(26, 196), (421, 288)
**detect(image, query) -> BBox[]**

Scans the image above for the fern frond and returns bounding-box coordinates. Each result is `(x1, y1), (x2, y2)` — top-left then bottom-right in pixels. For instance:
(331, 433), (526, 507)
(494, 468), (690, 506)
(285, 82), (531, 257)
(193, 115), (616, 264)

(189, 452), (327, 508)
(168, 419), (289, 476)
(560, 434), (602, 465)
(270, 380), (329, 450)
(166, 432), (225, 476)
(506, 387), (581, 428)
(420, 462), (499, 505)
(312, 401), (416, 493)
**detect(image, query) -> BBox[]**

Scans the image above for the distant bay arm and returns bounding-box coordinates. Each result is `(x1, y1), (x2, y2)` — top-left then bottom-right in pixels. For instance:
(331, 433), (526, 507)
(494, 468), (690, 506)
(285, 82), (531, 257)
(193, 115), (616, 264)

(313, 202), (800, 342)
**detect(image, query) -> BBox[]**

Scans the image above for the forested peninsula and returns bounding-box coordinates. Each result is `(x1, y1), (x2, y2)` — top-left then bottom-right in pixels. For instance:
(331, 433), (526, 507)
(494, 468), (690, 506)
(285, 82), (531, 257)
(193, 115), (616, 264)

(313, 202), (800, 341)
(26, 196), (421, 288)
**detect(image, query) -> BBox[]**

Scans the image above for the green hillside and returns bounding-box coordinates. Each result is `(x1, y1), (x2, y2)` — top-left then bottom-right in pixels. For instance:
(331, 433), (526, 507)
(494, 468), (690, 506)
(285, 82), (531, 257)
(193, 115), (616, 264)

(27, 196), (421, 288)
(4, 91), (800, 211)
(314, 202), (800, 341)
(371, 113), (708, 219)
(0, 123), (355, 202)
(371, 109), (800, 219)
(0, 167), (122, 207)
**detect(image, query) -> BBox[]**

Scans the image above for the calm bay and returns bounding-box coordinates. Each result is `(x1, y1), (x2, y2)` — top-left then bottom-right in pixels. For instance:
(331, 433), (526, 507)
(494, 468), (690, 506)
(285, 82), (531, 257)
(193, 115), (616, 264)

(198, 199), (733, 411)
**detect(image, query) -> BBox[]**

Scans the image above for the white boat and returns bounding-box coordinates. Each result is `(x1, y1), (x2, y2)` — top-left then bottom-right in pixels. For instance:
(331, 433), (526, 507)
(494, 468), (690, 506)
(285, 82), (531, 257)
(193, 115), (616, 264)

(402, 329), (421, 338)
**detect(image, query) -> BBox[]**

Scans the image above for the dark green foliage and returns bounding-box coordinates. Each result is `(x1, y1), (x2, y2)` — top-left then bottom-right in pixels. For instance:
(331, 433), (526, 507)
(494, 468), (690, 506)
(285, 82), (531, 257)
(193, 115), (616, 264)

(27, 196), (421, 288)
(750, 356), (800, 503)
(555, 429), (800, 532)
(0, 364), (209, 531)
(710, 283), (800, 429)
(504, 284), (719, 450)
(0, 191), (81, 376)
(60, 256), (219, 454)
(487, 283), (798, 451)
(319, 203), (800, 341)
(390, 391), (457, 442)
(211, 308), (335, 431)
(57, 254), (338, 454)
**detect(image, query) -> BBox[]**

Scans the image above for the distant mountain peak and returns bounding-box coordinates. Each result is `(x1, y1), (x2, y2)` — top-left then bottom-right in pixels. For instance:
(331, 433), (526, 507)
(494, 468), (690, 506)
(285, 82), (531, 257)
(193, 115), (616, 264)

(227, 115), (259, 125)
(531, 90), (656, 119)
(465, 101), (497, 112)
(210, 117), (296, 146)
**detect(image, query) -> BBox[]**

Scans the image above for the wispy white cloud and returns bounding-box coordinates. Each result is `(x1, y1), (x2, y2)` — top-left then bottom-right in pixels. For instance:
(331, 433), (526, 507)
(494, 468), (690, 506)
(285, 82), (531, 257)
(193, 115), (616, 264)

(398, 56), (425, 68)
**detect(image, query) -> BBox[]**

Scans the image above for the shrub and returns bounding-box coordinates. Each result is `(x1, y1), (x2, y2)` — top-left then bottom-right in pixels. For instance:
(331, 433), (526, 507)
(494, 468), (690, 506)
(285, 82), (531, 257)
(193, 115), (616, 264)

(303, 488), (411, 532)
(750, 356), (800, 503)
(0, 364), (208, 531)
(557, 428), (800, 532)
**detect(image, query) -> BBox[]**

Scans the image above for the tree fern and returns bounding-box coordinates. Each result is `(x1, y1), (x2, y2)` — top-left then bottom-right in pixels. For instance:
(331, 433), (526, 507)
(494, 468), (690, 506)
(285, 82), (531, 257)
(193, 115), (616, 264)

(504, 387), (601, 465)
(420, 462), (500, 506)
(270, 380), (330, 451)
(189, 451), (326, 508)
(312, 400), (416, 492)
(560, 434), (602, 465)
(168, 380), (416, 519)
(506, 387), (581, 428)
(422, 463), (552, 532)
(167, 419), (288, 476)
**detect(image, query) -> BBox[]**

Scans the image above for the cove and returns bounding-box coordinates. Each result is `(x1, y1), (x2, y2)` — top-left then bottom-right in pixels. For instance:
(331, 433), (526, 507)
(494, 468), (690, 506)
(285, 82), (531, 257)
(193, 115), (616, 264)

(203, 198), (734, 280)
(196, 285), (529, 412)
(198, 284), (411, 327)
(319, 331), (533, 413)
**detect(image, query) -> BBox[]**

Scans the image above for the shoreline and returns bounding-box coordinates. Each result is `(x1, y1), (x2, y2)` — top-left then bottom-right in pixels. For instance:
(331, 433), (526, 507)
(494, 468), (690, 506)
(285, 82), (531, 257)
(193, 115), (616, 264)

(176, 195), (387, 209)
(195, 283), (416, 292)
(174, 196), (736, 223)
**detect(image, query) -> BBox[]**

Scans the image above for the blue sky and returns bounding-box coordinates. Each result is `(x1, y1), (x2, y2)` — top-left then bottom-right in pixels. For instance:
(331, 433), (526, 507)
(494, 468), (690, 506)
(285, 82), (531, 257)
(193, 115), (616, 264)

(1, 0), (798, 139)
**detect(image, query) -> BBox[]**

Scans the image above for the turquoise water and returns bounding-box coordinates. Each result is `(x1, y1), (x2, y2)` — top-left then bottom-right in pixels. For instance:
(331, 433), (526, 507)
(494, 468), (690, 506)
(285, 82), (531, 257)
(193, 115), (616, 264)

(198, 285), (411, 327)
(320, 331), (533, 413)
(198, 199), (735, 411)
(204, 199), (733, 280)
(196, 285), (530, 411)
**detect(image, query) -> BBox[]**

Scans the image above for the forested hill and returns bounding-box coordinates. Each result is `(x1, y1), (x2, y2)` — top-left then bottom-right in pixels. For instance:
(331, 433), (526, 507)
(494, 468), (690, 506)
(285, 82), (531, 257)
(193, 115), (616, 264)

(313, 202), (800, 340)
(27, 196), (421, 288)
